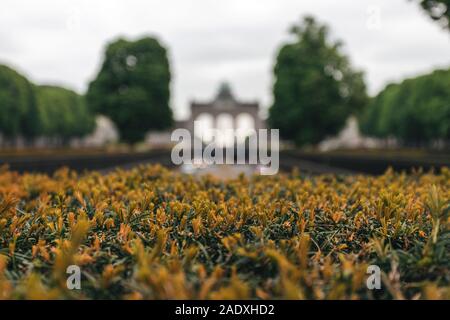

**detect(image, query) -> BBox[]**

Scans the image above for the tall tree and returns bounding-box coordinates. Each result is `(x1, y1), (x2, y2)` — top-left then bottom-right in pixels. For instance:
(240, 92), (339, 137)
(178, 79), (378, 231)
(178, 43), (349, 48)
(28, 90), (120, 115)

(35, 85), (95, 143)
(359, 84), (401, 140)
(0, 64), (38, 140)
(268, 16), (368, 146)
(359, 69), (450, 146)
(86, 36), (173, 143)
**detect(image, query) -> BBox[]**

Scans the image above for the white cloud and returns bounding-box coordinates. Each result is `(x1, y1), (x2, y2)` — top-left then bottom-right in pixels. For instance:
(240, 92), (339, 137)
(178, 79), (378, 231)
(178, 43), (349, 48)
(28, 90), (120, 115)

(1, 0), (449, 119)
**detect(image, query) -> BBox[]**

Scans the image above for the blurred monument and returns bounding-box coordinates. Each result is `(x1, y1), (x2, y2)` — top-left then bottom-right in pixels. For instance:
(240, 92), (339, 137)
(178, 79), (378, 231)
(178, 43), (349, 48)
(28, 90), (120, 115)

(187, 83), (265, 145)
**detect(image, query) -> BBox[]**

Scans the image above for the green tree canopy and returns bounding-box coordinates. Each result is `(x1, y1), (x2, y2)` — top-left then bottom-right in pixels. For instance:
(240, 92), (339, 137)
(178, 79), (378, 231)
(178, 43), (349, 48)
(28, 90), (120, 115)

(415, 0), (450, 29)
(359, 68), (450, 146)
(35, 85), (95, 141)
(86, 36), (173, 143)
(268, 16), (368, 146)
(0, 64), (38, 139)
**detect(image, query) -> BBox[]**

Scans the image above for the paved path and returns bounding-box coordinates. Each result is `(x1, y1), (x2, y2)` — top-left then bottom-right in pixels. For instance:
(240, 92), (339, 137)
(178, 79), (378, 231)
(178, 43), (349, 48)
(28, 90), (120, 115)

(180, 164), (258, 179)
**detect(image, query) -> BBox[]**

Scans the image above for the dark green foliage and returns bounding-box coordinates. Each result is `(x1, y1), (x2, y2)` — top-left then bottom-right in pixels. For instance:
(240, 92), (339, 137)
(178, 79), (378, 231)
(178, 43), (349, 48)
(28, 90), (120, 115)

(86, 37), (173, 143)
(359, 69), (450, 145)
(415, 0), (450, 29)
(268, 16), (368, 146)
(0, 65), (95, 144)
(0, 64), (38, 139)
(35, 85), (96, 141)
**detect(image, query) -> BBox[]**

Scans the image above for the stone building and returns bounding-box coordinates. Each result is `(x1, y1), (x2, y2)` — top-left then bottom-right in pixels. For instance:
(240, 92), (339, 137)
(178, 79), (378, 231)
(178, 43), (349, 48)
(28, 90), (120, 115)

(186, 83), (264, 144)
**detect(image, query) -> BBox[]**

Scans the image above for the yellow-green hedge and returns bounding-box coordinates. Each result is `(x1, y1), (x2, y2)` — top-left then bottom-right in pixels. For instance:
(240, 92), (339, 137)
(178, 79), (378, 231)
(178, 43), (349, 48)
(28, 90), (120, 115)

(0, 165), (448, 299)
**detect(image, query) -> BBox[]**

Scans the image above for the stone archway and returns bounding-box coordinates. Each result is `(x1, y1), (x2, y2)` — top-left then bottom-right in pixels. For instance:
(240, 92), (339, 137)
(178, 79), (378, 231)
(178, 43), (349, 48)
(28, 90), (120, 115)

(188, 83), (264, 141)
(235, 112), (255, 142)
(194, 113), (214, 142)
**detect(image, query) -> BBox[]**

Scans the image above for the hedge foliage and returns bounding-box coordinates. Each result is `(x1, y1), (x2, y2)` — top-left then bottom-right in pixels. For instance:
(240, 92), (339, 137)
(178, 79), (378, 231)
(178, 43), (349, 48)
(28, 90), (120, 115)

(0, 165), (448, 299)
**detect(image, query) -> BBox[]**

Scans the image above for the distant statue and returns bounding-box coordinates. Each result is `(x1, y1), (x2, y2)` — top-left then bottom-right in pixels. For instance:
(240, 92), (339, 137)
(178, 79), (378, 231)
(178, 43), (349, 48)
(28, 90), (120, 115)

(216, 82), (234, 101)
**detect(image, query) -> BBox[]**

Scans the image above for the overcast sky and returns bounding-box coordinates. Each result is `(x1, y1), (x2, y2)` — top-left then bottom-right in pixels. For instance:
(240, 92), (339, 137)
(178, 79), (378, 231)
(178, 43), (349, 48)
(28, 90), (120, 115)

(1, 0), (449, 119)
